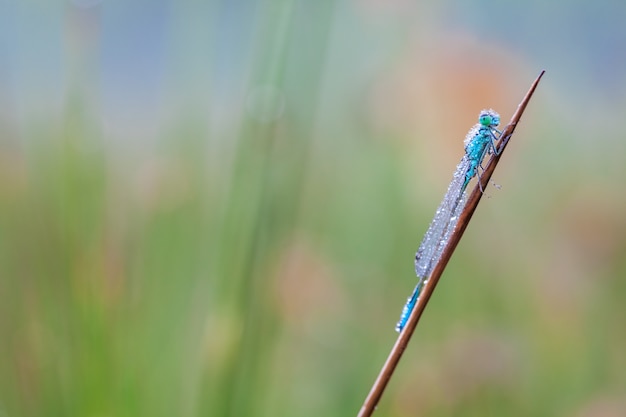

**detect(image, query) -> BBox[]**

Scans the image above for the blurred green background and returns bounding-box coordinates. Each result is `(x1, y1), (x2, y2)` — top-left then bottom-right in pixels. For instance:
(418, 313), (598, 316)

(2, 1), (626, 416)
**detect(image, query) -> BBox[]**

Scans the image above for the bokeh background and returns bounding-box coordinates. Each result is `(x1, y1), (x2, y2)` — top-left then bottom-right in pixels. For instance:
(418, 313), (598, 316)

(1, 1), (626, 416)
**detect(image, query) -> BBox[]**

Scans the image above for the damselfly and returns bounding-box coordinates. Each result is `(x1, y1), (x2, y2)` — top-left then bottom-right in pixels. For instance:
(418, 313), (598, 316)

(396, 109), (502, 332)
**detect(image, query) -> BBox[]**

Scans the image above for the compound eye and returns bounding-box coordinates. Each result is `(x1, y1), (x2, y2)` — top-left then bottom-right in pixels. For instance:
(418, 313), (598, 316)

(479, 114), (491, 126)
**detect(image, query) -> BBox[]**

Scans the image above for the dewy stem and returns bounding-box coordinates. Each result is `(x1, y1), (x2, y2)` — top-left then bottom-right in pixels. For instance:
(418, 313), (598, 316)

(357, 70), (545, 417)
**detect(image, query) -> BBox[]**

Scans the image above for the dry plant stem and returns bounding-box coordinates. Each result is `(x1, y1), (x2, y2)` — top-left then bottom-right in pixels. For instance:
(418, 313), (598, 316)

(357, 70), (545, 417)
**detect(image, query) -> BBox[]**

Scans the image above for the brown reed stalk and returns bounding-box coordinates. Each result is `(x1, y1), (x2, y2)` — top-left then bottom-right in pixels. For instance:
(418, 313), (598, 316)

(357, 70), (546, 417)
